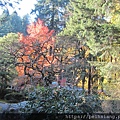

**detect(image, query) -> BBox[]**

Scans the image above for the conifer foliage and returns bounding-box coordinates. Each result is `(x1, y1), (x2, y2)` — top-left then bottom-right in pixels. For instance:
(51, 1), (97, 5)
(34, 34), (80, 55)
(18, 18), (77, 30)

(60, 0), (120, 95)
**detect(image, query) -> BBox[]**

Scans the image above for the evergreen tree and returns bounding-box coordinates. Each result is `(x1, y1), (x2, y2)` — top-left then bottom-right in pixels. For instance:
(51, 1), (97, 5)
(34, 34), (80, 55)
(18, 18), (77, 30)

(0, 9), (9, 24)
(22, 14), (30, 35)
(85, 1), (120, 97)
(60, 0), (120, 95)
(0, 11), (30, 37)
(9, 11), (23, 33)
(0, 11), (12, 36)
(0, 33), (18, 90)
(31, 0), (69, 33)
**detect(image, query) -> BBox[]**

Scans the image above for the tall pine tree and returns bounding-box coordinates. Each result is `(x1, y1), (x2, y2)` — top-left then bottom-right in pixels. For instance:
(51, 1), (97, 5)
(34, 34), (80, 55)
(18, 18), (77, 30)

(31, 0), (69, 33)
(60, 0), (120, 95)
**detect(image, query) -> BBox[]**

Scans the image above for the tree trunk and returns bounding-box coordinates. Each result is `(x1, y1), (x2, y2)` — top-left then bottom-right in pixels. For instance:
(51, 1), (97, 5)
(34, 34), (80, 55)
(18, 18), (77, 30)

(88, 65), (91, 94)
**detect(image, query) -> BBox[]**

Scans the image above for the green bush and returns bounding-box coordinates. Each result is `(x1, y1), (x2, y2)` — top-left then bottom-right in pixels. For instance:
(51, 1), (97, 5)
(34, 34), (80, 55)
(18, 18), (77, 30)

(22, 86), (102, 114)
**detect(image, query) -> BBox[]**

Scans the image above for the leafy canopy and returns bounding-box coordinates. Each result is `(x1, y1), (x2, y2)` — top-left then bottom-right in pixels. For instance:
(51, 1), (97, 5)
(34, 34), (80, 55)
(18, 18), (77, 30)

(16, 19), (55, 77)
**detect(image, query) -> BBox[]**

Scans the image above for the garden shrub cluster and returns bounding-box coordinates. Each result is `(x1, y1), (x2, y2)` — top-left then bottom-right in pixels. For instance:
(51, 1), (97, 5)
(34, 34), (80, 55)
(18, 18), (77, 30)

(21, 87), (102, 114)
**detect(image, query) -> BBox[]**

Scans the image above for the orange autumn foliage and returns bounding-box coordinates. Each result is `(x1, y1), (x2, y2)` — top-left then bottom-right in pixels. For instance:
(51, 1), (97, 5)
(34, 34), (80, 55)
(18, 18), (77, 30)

(16, 19), (55, 76)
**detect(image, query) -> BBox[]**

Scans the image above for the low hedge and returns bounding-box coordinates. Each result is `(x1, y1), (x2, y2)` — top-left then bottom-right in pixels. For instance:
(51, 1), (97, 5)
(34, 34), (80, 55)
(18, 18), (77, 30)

(21, 86), (102, 114)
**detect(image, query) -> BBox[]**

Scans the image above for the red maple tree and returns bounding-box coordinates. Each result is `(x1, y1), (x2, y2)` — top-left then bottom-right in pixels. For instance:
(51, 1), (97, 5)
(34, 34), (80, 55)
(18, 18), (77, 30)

(16, 19), (55, 78)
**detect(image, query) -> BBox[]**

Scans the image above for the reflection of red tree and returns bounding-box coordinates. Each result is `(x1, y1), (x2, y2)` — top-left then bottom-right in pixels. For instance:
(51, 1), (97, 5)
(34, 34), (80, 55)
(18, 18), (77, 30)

(16, 19), (55, 77)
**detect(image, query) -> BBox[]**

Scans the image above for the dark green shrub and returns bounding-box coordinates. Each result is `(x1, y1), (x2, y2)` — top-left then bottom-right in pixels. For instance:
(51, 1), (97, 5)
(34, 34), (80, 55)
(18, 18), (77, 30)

(22, 87), (102, 114)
